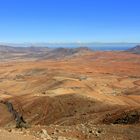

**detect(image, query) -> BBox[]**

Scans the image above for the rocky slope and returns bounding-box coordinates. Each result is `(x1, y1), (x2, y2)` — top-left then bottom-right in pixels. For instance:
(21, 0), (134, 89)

(127, 45), (140, 54)
(0, 50), (140, 139)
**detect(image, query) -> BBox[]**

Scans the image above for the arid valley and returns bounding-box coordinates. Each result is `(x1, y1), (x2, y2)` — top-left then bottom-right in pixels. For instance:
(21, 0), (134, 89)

(0, 45), (140, 140)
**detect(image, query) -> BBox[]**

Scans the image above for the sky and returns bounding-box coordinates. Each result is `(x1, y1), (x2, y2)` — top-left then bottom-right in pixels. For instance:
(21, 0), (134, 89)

(0, 0), (140, 43)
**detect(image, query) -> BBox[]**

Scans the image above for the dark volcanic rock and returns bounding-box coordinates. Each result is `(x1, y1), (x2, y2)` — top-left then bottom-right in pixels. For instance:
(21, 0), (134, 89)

(0, 100), (27, 128)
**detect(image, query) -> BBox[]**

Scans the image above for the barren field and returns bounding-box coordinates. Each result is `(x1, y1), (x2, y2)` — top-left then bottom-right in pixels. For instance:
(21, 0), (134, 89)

(0, 51), (140, 140)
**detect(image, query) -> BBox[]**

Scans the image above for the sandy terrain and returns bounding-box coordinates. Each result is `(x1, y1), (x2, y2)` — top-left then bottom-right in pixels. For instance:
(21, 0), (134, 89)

(0, 51), (140, 139)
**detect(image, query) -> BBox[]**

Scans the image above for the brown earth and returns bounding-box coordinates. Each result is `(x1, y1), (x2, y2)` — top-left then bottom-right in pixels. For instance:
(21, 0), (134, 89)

(0, 51), (140, 139)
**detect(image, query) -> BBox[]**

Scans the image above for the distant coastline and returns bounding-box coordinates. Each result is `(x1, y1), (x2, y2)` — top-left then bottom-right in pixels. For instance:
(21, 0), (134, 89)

(0, 42), (138, 51)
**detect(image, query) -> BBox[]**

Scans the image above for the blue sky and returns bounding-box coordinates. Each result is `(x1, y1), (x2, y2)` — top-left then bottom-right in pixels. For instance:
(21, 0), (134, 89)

(0, 0), (140, 43)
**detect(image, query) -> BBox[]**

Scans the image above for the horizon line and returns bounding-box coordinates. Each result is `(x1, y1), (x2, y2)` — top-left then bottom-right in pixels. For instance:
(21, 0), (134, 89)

(0, 42), (140, 45)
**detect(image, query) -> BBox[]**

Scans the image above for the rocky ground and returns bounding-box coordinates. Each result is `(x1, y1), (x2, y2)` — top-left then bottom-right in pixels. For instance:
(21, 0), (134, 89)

(0, 51), (140, 139)
(1, 123), (140, 140)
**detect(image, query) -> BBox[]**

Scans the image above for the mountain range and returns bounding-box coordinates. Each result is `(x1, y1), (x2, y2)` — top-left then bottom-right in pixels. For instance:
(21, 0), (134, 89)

(0, 45), (91, 61)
